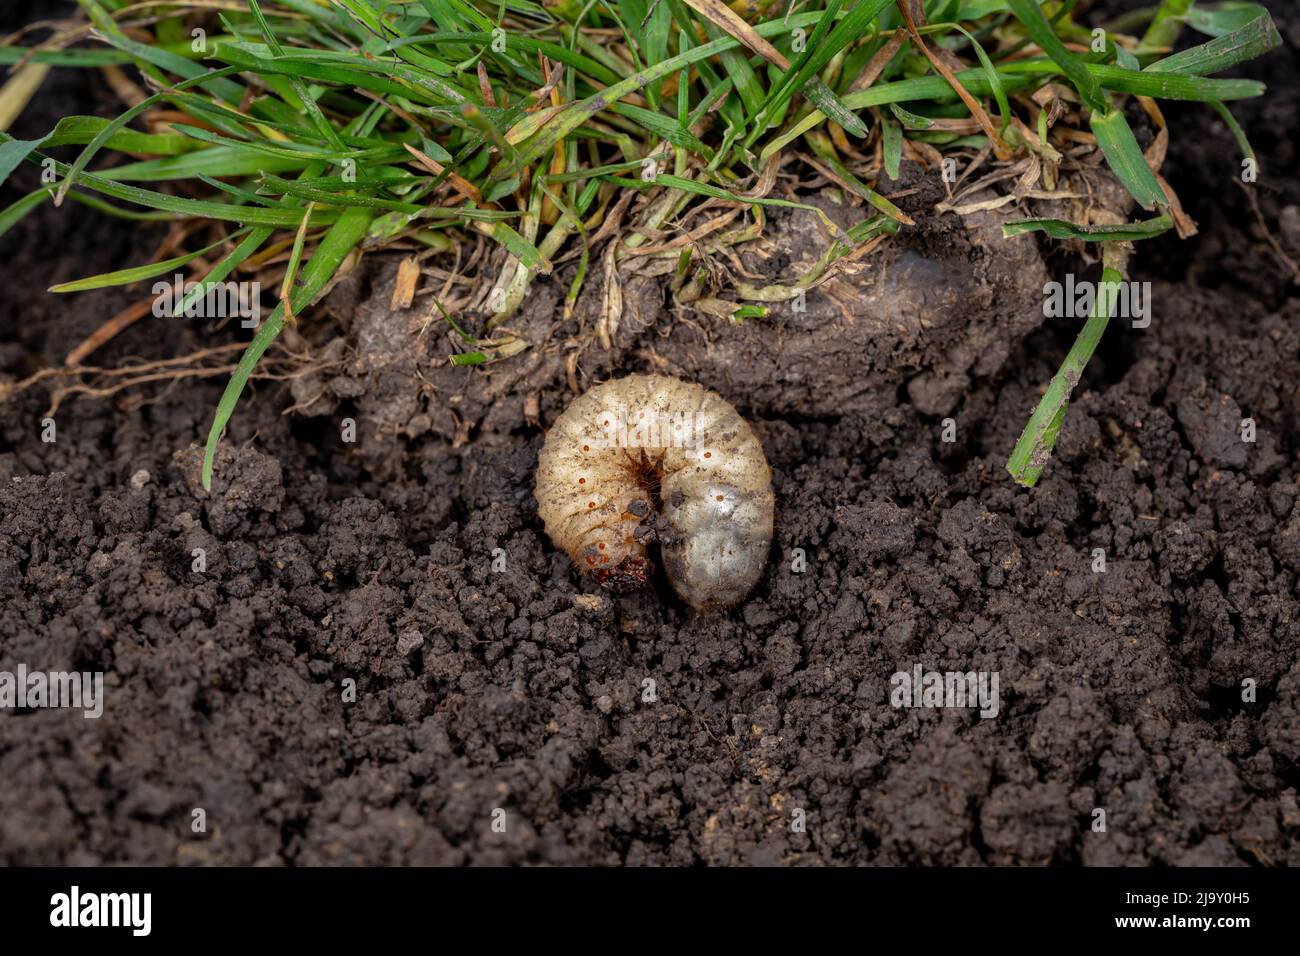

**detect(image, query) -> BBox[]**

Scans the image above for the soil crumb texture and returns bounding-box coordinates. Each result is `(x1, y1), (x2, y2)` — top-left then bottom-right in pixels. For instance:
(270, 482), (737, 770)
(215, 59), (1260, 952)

(1, 0), (1299, 866)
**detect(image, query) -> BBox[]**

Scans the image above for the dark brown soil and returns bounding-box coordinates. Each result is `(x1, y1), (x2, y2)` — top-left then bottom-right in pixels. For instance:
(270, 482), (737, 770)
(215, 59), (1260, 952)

(1, 1), (1298, 866)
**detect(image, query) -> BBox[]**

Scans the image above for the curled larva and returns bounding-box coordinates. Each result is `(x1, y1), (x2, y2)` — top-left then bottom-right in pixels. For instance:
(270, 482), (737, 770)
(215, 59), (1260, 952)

(536, 374), (775, 611)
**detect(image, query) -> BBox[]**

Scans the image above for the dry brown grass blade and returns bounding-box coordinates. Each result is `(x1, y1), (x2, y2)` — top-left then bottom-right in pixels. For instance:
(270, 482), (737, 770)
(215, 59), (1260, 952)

(99, 63), (147, 108)
(0, 61), (50, 131)
(477, 61), (496, 108)
(391, 256), (421, 309)
(682, 0), (790, 69)
(848, 28), (907, 94)
(1132, 105), (1195, 237)
(597, 240), (623, 349)
(145, 109), (223, 135)
(403, 141), (484, 204)
(732, 153), (782, 200)
(540, 54), (566, 227)
(1155, 172), (1196, 238)
(621, 209), (741, 257)
(64, 296), (157, 367)
(894, 0), (1009, 159)
(63, 222), (214, 366)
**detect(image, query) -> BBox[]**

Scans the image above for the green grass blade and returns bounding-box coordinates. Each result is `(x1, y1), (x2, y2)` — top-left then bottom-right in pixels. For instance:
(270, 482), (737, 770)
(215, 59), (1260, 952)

(173, 227), (274, 317)
(23, 152), (343, 226)
(201, 206), (375, 490)
(753, 0), (862, 132)
(248, 0), (348, 151)
(1182, 1), (1272, 37)
(1145, 7), (1280, 75)
(1005, 0), (1106, 112)
(0, 186), (52, 240)
(39, 115), (198, 155)
(54, 65), (243, 205)
(881, 115), (902, 178)
(0, 134), (44, 188)
(1003, 214), (1174, 241)
(1141, 0), (1194, 50)
(474, 220), (553, 273)
(49, 230), (249, 292)
(77, 0), (244, 103)
(1075, 64), (1264, 100)
(1210, 101), (1255, 164)
(1090, 107), (1166, 211)
(1007, 264), (1126, 487)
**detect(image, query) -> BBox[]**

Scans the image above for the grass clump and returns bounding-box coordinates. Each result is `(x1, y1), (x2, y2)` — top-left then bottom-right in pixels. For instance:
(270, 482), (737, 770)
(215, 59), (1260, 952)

(0, 0), (1281, 487)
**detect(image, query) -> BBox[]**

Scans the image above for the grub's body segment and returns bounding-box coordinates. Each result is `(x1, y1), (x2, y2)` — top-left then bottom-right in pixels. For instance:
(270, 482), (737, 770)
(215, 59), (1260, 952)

(536, 374), (774, 610)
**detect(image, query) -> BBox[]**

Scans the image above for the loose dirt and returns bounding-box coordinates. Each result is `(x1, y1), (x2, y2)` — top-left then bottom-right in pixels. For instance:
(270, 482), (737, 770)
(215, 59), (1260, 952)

(1, 0), (1297, 865)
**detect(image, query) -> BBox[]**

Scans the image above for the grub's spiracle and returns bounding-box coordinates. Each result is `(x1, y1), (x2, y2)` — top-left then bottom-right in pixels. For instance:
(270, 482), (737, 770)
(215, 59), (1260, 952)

(536, 374), (774, 611)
